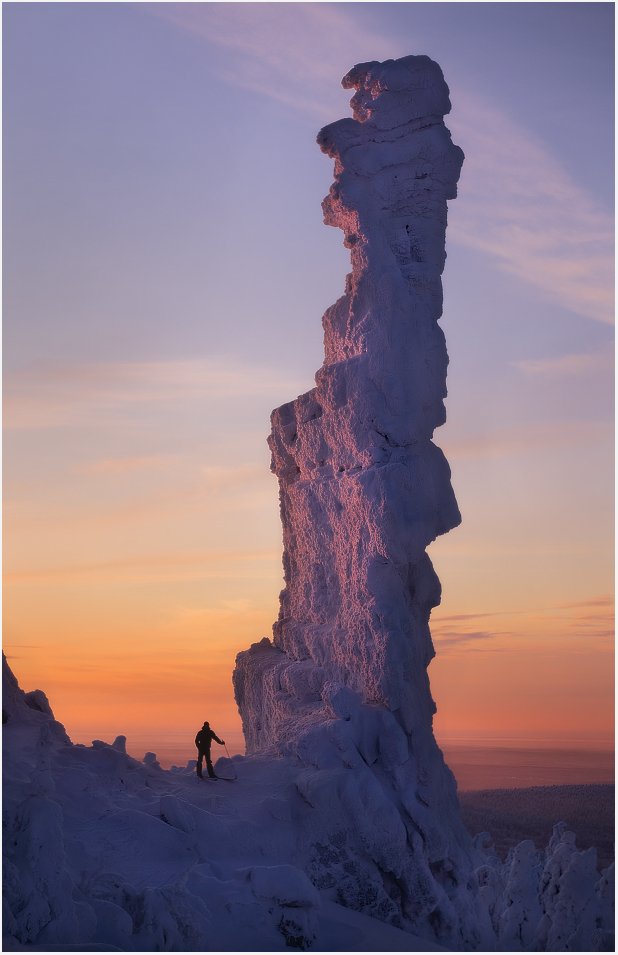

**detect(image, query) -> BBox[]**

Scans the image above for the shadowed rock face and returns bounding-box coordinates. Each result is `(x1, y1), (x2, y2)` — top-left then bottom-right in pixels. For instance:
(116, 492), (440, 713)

(232, 56), (482, 945)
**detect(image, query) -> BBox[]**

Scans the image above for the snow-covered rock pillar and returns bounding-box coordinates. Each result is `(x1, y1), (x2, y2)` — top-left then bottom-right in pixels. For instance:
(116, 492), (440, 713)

(234, 55), (479, 945)
(236, 52), (462, 771)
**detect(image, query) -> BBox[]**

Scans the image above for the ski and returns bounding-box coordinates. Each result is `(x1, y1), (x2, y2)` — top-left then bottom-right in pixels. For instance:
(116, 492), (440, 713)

(196, 774), (236, 782)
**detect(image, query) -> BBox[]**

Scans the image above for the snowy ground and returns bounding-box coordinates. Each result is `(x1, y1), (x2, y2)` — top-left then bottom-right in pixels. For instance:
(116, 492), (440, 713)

(3, 660), (443, 952)
(3, 658), (614, 952)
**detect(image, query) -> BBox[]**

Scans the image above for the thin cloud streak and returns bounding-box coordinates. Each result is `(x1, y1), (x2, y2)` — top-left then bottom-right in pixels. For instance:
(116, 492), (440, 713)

(5, 473), (277, 534)
(155, 3), (613, 327)
(560, 595), (614, 610)
(5, 549), (281, 585)
(4, 357), (309, 431)
(200, 463), (266, 491)
(440, 419), (611, 460)
(434, 595), (614, 624)
(433, 629), (508, 652)
(76, 455), (173, 476)
(431, 597), (614, 656)
(512, 349), (613, 378)
(155, 2), (397, 121)
(433, 609), (528, 624)
(448, 93), (613, 325)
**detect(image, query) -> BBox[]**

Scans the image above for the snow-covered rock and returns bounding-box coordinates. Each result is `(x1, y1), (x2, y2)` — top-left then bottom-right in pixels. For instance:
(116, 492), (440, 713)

(233, 53), (482, 947)
(5, 651), (461, 950)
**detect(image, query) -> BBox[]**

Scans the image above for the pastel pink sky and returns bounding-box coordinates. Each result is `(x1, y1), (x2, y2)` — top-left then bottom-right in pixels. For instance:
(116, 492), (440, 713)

(4, 4), (614, 769)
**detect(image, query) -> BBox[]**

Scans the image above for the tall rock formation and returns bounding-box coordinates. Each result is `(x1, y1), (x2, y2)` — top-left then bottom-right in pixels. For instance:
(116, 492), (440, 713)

(234, 56), (479, 945)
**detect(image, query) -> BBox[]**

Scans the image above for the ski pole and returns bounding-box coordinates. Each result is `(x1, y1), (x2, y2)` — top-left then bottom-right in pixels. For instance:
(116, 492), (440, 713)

(224, 743), (238, 779)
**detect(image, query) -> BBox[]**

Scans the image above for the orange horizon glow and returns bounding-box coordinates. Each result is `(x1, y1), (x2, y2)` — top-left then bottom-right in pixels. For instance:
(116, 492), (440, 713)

(5, 569), (614, 769)
(4, 360), (614, 771)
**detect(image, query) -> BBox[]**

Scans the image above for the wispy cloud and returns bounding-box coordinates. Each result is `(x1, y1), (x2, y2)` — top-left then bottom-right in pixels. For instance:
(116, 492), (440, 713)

(433, 609), (527, 624)
(76, 455), (173, 476)
(449, 93), (613, 326)
(457, 103), (611, 323)
(5, 549), (281, 585)
(542, 597), (615, 644)
(432, 595), (614, 654)
(154, 4), (613, 326)
(512, 349), (614, 378)
(200, 463), (266, 492)
(4, 357), (309, 431)
(440, 419), (611, 460)
(432, 629), (508, 652)
(6, 459), (278, 536)
(154, 2), (397, 121)
(560, 595), (614, 610)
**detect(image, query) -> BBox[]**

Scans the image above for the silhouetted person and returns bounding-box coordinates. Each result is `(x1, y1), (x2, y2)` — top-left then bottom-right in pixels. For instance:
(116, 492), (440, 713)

(195, 721), (225, 779)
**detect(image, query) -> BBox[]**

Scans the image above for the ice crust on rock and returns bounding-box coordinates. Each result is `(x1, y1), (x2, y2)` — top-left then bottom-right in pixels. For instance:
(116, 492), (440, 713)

(234, 54), (478, 945)
(235, 54), (464, 743)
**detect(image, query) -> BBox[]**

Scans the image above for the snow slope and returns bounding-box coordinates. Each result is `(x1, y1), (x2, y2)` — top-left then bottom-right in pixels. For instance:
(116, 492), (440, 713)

(3, 656), (444, 951)
(3, 657), (614, 951)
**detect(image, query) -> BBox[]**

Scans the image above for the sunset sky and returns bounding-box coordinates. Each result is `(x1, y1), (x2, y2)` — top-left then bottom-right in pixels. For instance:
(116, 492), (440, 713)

(4, 2), (614, 766)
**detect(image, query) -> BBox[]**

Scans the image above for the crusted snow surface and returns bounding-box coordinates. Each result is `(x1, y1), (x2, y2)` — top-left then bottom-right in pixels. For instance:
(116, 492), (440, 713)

(2, 657), (445, 952)
(3, 658), (613, 952)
